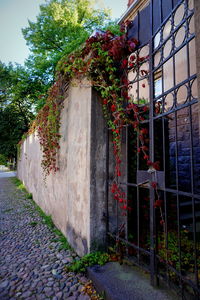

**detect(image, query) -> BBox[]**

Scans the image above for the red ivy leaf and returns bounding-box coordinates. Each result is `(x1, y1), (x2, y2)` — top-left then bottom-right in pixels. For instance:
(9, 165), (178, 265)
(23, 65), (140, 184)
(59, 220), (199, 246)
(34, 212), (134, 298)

(111, 104), (116, 112)
(151, 181), (157, 189)
(154, 199), (163, 208)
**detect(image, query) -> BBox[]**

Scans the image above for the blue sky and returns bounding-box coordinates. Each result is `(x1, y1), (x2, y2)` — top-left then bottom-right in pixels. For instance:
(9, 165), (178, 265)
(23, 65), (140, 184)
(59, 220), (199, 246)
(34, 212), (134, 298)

(0, 0), (127, 65)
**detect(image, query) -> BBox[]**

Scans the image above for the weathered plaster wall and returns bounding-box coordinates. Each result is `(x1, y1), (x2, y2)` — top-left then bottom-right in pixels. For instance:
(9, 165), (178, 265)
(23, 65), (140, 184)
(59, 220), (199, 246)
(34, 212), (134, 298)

(17, 79), (107, 256)
(90, 90), (107, 251)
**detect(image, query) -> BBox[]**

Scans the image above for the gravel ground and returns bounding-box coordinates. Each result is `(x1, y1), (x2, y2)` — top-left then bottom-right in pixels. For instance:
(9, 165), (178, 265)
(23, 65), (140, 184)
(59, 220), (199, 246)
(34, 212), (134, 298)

(0, 177), (92, 300)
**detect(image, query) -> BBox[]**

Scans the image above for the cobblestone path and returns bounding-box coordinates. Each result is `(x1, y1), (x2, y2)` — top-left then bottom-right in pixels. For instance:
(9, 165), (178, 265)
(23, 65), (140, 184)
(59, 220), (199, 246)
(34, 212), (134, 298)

(0, 177), (91, 300)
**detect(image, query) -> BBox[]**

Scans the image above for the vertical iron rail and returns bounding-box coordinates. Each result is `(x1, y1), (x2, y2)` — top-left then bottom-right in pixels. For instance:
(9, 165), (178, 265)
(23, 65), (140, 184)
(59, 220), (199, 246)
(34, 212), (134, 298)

(137, 12), (140, 265)
(172, 9), (183, 292)
(149, 0), (157, 286)
(174, 111), (183, 297)
(105, 128), (110, 250)
(189, 102), (198, 293)
(125, 125), (128, 251)
(172, 3), (183, 296)
(161, 0), (170, 286)
(185, 0), (199, 291)
(161, 43), (169, 289)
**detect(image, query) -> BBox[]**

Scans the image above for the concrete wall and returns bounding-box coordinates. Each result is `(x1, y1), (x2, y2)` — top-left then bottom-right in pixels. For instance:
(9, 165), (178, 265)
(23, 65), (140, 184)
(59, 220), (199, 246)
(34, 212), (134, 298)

(17, 79), (107, 256)
(90, 90), (107, 250)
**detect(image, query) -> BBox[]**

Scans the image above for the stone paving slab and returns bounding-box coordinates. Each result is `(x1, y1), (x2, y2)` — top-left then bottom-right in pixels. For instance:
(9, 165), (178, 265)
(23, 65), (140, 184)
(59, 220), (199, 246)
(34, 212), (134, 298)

(0, 177), (91, 300)
(88, 262), (179, 300)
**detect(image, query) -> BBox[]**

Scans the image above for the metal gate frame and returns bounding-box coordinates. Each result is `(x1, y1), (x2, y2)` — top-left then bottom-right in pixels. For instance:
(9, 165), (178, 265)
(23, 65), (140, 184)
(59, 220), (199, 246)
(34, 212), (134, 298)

(106, 0), (200, 298)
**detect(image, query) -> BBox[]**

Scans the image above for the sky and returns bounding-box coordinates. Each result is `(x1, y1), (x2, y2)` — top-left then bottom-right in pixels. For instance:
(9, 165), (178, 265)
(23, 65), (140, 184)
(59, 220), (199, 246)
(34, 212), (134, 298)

(0, 0), (127, 65)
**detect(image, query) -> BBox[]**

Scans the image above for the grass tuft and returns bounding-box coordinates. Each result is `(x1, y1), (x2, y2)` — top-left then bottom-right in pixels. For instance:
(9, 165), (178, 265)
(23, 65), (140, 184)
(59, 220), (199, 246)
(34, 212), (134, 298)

(11, 177), (27, 193)
(67, 252), (110, 273)
(3, 208), (13, 213)
(28, 221), (38, 227)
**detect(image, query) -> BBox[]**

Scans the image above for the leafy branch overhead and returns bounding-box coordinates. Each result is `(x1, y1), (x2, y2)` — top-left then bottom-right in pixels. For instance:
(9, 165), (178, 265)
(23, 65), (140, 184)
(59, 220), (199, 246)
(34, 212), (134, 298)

(0, 0), (114, 160)
(22, 0), (113, 82)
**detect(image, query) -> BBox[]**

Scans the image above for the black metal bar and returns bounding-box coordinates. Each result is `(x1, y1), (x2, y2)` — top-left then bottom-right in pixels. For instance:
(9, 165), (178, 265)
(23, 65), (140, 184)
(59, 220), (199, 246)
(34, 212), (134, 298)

(152, 0), (192, 39)
(154, 0), (163, 287)
(105, 128), (110, 250)
(175, 113), (184, 295)
(161, 52), (169, 287)
(171, 0), (174, 28)
(174, 99), (184, 296)
(108, 117), (150, 130)
(153, 74), (196, 102)
(136, 18), (140, 266)
(155, 255), (200, 294)
(149, 0), (157, 286)
(137, 186), (140, 264)
(153, 97), (198, 119)
(109, 180), (200, 199)
(129, 74), (149, 85)
(172, 8), (184, 294)
(106, 0), (199, 297)
(107, 232), (150, 256)
(189, 90), (199, 297)
(153, 34), (195, 74)
(125, 126), (128, 249)
(153, 13), (194, 53)
(185, 0), (199, 288)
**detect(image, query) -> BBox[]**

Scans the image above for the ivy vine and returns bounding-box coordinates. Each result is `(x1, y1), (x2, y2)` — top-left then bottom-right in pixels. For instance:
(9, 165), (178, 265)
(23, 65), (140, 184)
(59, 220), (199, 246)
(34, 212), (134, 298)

(19, 22), (164, 227)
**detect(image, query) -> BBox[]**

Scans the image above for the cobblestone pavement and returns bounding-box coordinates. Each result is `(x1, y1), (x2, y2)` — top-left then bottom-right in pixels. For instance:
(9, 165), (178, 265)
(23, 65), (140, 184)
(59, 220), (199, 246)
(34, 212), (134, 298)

(0, 177), (91, 300)
(0, 171), (16, 178)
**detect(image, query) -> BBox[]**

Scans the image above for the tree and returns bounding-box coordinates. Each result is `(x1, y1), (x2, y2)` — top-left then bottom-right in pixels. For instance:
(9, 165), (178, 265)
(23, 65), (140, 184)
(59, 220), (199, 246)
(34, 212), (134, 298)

(0, 62), (49, 159)
(0, 154), (7, 165)
(0, 62), (13, 105)
(0, 105), (27, 159)
(0, 0), (115, 159)
(22, 0), (111, 82)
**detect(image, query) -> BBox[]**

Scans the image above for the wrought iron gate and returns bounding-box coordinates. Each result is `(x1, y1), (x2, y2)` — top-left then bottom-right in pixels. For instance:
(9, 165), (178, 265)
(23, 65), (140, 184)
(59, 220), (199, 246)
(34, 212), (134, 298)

(106, 0), (200, 298)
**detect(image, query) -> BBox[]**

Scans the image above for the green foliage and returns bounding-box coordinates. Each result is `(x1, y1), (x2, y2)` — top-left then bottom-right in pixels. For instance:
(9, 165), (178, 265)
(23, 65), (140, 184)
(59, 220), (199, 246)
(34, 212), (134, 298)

(11, 177), (28, 193)
(67, 252), (110, 273)
(22, 0), (112, 82)
(0, 62), (48, 114)
(11, 177), (23, 187)
(0, 105), (27, 159)
(30, 77), (65, 177)
(0, 62), (49, 159)
(158, 230), (200, 273)
(27, 193), (33, 199)
(34, 209), (71, 250)
(3, 208), (13, 213)
(102, 21), (124, 36)
(0, 154), (7, 165)
(0, 0), (114, 162)
(29, 221), (38, 227)
(0, 62), (13, 104)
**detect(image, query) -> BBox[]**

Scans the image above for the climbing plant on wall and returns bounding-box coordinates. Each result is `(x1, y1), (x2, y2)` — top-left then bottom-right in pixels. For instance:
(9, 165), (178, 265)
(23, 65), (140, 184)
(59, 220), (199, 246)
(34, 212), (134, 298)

(56, 22), (153, 213)
(20, 22), (164, 226)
